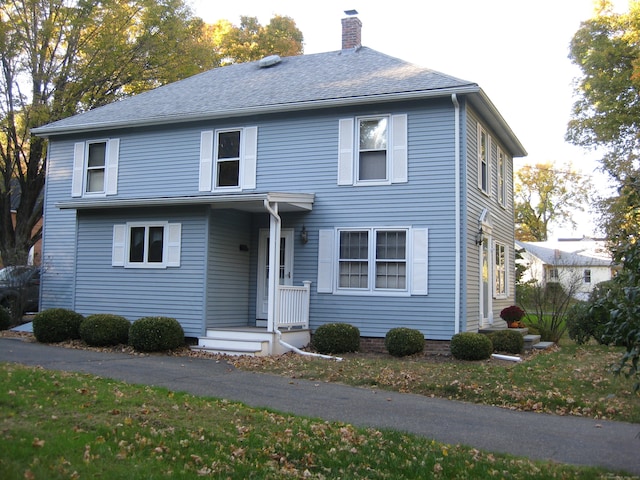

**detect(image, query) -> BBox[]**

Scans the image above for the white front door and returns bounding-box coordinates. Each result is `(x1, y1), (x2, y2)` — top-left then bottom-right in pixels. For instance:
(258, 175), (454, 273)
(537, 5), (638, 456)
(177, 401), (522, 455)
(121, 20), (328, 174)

(256, 228), (294, 320)
(480, 237), (492, 327)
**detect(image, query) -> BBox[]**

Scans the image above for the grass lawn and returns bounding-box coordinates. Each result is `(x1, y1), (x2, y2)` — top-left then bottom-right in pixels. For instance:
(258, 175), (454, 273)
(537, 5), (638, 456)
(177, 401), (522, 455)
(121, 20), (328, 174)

(232, 344), (640, 424)
(0, 362), (628, 479)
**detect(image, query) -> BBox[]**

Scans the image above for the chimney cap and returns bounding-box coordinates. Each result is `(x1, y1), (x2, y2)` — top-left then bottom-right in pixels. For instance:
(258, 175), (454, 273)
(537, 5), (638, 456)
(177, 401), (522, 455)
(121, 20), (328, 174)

(344, 9), (358, 15)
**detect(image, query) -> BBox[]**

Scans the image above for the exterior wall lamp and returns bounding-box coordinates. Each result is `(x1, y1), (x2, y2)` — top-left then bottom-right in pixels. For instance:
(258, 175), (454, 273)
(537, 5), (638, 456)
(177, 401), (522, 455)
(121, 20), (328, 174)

(301, 225), (309, 244)
(475, 226), (484, 246)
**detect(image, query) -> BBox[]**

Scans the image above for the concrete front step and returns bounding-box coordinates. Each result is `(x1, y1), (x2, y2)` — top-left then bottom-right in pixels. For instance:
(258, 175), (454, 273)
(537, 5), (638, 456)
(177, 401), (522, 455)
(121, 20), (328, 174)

(533, 341), (555, 350)
(194, 337), (269, 356)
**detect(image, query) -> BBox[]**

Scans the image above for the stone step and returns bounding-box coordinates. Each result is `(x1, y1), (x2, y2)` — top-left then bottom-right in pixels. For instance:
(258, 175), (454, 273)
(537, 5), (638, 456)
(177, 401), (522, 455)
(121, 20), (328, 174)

(533, 341), (555, 350)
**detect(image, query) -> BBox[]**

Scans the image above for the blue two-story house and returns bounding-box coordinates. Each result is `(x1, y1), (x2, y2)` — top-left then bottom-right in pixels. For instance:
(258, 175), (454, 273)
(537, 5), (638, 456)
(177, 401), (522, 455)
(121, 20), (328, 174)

(33, 15), (526, 355)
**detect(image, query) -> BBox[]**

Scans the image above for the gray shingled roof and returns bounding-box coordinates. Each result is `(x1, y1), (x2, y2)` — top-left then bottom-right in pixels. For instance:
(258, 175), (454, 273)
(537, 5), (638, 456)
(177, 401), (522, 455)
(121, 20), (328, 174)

(516, 240), (613, 267)
(33, 47), (526, 156)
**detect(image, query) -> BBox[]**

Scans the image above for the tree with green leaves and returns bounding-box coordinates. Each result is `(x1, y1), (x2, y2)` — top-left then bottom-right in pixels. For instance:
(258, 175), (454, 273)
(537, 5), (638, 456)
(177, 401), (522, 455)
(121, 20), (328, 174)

(0, 1), (304, 267)
(211, 15), (304, 65)
(568, 0), (640, 389)
(514, 162), (592, 241)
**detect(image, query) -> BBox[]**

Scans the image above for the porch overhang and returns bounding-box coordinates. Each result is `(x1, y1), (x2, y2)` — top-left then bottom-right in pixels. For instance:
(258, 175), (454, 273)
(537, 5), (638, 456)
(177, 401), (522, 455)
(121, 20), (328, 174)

(56, 192), (315, 212)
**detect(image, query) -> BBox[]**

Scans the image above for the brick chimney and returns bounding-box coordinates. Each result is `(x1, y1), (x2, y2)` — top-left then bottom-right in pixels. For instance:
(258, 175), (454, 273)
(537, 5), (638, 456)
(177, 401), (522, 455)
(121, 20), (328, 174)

(341, 13), (362, 51)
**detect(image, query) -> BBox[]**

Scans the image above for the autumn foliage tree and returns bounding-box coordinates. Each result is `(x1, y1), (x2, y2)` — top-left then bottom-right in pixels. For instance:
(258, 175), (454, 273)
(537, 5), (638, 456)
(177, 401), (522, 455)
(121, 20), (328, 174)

(568, 0), (640, 388)
(0, 0), (303, 266)
(514, 162), (592, 241)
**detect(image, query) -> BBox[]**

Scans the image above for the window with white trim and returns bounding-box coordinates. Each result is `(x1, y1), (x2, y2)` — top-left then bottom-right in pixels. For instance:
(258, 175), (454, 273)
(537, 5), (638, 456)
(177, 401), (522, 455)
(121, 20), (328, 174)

(318, 227), (427, 295)
(494, 242), (508, 297)
(358, 117), (388, 182)
(72, 138), (120, 197)
(199, 126), (257, 192)
(477, 124), (490, 195)
(584, 269), (592, 284)
(338, 114), (407, 186)
(497, 146), (507, 207)
(338, 228), (407, 292)
(112, 222), (181, 269)
(547, 267), (559, 282)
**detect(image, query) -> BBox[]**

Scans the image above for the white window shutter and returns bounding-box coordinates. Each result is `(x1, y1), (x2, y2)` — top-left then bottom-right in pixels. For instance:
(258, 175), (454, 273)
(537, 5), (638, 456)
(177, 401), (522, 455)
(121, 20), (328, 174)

(242, 126), (258, 190)
(199, 131), (213, 191)
(105, 138), (120, 195)
(391, 114), (408, 183)
(72, 142), (85, 197)
(337, 118), (354, 185)
(411, 228), (428, 295)
(166, 223), (182, 267)
(317, 229), (334, 293)
(112, 224), (126, 266)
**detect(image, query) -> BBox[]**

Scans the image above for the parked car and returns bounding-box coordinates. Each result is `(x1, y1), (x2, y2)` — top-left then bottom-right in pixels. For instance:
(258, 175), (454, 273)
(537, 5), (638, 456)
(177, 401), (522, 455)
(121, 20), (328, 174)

(0, 266), (40, 315)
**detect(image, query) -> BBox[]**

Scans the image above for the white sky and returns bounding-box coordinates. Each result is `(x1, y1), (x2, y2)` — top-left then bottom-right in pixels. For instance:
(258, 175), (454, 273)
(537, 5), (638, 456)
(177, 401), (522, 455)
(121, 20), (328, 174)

(188, 0), (629, 238)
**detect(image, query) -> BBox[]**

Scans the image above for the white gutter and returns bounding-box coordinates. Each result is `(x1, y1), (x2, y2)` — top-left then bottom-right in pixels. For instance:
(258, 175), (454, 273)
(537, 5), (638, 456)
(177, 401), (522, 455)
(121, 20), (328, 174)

(32, 85), (482, 137)
(452, 94), (461, 334)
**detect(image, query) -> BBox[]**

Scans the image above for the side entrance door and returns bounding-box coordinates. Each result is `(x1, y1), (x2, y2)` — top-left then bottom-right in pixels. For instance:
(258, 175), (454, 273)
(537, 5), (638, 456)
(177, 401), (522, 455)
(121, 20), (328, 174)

(256, 228), (294, 320)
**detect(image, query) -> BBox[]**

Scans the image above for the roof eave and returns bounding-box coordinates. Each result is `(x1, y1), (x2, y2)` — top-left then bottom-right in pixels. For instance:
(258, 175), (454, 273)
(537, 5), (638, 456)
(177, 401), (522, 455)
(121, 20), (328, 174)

(55, 192), (315, 213)
(32, 85), (482, 137)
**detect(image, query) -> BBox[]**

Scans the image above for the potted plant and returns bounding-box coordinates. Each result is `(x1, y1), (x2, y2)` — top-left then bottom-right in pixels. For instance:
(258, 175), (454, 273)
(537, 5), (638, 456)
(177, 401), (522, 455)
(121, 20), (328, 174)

(500, 305), (525, 328)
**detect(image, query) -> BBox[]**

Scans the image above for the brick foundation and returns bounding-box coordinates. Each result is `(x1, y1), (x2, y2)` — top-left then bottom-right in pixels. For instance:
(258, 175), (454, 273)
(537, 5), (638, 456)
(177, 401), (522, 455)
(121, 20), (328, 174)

(359, 337), (451, 356)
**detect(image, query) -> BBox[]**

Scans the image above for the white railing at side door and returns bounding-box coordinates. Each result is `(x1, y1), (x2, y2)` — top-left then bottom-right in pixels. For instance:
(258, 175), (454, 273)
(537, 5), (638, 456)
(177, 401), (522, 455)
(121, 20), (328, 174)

(277, 281), (311, 330)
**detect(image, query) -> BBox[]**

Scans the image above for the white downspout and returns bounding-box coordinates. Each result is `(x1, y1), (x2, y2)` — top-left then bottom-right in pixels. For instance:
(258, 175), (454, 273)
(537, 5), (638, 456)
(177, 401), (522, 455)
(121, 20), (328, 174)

(452, 94), (461, 334)
(263, 200), (281, 353)
(264, 200), (342, 361)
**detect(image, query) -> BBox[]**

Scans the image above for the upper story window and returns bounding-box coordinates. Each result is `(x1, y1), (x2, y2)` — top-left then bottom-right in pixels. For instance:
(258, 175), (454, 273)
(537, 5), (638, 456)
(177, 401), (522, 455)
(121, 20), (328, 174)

(199, 127), (257, 192)
(338, 114), (407, 186)
(317, 226), (428, 296)
(477, 124), (490, 196)
(497, 146), (507, 207)
(358, 117), (388, 182)
(72, 139), (120, 197)
(584, 269), (592, 284)
(547, 267), (559, 283)
(112, 222), (182, 269)
(216, 130), (241, 187)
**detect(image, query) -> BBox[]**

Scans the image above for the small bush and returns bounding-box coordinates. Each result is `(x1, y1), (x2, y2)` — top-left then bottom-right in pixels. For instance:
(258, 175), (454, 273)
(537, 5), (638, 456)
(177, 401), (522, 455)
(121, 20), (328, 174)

(0, 306), (11, 331)
(80, 314), (131, 347)
(489, 330), (524, 354)
(385, 327), (425, 357)
(312, 323), (360, 354)
(128, 316), (184, 352)
(32, 308), (84, 343)
(450, 332), (493, 361)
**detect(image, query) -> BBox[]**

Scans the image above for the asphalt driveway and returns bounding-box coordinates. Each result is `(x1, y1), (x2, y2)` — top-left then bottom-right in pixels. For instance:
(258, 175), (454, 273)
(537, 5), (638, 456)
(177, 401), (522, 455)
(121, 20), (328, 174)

(1, 336), (639, 476)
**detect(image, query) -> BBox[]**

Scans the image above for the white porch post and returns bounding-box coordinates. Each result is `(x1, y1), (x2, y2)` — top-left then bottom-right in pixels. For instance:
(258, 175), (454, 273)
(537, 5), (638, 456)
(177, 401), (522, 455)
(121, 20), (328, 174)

(265, 201), (281, 335)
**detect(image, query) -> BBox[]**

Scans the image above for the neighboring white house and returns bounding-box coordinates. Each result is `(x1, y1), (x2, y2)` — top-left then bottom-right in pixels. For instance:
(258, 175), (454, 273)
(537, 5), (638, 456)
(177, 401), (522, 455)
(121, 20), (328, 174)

(516, 238), (615, 301)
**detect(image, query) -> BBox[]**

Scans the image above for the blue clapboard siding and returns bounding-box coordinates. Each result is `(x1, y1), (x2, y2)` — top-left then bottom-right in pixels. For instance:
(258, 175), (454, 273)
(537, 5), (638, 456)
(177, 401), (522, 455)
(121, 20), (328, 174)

(41, 141), (79, 310)
(206, 209), (252, 329)
(463, 108), (516, 332)
(73, 207), (207, 337)
(41, 94), (516, 341)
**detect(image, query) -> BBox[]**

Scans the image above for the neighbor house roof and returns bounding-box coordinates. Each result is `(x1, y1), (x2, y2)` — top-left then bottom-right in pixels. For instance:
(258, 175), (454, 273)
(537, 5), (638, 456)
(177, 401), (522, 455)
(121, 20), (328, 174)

(516, 239), (613, 267)
(33, 47), (526, 157)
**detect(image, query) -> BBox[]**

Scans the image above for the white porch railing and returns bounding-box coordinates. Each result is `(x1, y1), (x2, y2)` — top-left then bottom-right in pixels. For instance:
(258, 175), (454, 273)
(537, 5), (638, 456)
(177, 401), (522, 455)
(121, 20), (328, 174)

(277, 281), (311, 330)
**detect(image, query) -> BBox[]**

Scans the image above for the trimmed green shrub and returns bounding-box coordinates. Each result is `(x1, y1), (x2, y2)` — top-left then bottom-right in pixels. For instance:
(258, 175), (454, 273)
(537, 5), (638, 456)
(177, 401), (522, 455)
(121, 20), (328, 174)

(489, 329), (524, 354)
(128, 316), (184, 352)
(80, 314), (131, 347)
(385, 327), (425, 357)
(32, 308), (85, 343)
(450, 332), (493, 361)
(0, 306), (11, 331)
(312, 323), (360, 354)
